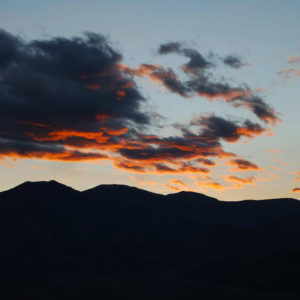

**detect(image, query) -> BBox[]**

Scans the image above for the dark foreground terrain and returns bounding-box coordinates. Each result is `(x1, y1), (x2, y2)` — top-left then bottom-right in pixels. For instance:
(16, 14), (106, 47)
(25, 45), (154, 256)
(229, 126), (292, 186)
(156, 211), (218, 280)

(1, 180), (300, 299)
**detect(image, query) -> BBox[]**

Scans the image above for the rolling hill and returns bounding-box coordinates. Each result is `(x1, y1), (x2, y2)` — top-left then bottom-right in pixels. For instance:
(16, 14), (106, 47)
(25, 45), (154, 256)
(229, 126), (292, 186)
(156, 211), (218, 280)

(1, 180), (300, 299)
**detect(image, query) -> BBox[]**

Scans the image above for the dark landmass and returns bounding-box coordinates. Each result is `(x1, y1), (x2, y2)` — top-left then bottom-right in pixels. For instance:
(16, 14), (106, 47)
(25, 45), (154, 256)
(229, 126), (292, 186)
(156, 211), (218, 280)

(1, 180), (300, 299)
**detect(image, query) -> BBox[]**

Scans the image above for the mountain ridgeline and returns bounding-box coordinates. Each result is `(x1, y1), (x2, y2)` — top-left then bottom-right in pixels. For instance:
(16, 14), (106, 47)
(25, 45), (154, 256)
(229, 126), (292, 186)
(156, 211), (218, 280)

(1, 180), (300, 299)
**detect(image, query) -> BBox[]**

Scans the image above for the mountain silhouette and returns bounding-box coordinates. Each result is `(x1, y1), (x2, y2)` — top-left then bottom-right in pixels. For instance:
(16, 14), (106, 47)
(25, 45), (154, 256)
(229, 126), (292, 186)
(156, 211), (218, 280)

(1, 180), (300, 299)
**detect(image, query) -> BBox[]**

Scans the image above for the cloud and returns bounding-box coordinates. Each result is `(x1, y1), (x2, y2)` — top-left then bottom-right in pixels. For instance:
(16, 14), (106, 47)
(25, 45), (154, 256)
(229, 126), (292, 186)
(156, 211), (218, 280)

(195, 175), (256, 192)
(280, 51), (300, 80)
(264, 149), (282, 154)
(288, 55), (300, 64)
(196, 181), (226, 191)
(0, 30), (151, 161)
(157, 41), (182, 54)
(0, 137), (108, 161)
(134, 42), (279, 125)
(129, 176), (158, 186)
(116, 114), (266, 167)
(196, 158), (216, 166)
(120, 63), (189, 97)
(225, 175), (255, 188)
(165, 178), (194, 192)
(271, 157), (289, 166)
(164, 184), (181, 192)
(291, 171), (300, 181)
(121, 42), (280, 125)
(223, 55), (249, 69)
(228, 159), (261, 171)
(117, 123), (234, 163)
(169, 179), (189, 189)
(0, 30), (275, 189)
(114, 159), (149, 173)
(190, 114), (268, 142)
(291, 188), (300, 193)
(279, 68), (300, 79)
(158, 41), (213, 73)
(115, 160), (211, 175)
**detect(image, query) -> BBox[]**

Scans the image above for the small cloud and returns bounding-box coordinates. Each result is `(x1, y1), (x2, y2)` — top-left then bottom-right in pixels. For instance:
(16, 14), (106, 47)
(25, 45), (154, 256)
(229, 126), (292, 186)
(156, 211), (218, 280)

(228, 159), (261, 172)
(291, 171), (300, 181)
(264, 149), (282, 154)
(169, 179), (190, 190)
(288, 55), (300, 64)
(279, 68), (300, 79)
(222, 55), (250, 69)
(164, 184), (181, 192)
(225, 175), (255, 185)
(271, 157), (289, 166)
(196, 181), (226, 191)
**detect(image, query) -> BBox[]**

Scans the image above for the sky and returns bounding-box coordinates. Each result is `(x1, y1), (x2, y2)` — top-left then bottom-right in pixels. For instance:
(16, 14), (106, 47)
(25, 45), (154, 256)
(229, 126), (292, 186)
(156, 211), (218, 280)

(0, 0), (300, 200)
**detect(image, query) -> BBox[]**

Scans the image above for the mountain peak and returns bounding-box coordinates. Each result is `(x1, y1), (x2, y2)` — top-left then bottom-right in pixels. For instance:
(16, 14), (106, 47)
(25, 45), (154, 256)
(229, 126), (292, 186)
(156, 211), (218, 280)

(167, 190), (219, 202)
(0, 180), (77, 196)
(19, 179), (71, 188)
(82, 183), (159, 197)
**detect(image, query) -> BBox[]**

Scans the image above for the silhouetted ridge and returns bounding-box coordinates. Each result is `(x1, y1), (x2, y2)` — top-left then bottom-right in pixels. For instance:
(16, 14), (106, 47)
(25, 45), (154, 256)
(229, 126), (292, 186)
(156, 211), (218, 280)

(83, 183), (159, 197)
(1, 181), (300, 298)
(1, 180), (77, 196)
(167, 191), (219, 203)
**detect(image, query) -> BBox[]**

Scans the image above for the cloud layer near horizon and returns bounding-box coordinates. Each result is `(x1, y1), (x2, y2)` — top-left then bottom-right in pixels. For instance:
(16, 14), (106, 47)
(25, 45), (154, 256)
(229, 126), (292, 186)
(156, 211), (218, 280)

(0, 30), (279, 190)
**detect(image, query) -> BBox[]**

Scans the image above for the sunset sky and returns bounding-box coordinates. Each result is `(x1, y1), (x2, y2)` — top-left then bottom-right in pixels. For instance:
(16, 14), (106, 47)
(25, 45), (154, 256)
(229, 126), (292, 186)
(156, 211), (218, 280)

(0, 0), (300, 200)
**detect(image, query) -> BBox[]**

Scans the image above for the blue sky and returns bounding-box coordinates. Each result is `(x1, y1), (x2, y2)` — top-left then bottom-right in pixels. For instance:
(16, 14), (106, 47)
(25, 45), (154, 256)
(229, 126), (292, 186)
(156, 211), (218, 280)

(0, 0), (300, 200)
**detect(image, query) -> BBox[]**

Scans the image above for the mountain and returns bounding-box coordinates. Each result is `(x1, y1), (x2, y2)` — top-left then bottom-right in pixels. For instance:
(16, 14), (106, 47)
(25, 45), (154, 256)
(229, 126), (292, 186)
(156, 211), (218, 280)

(0, 181), (300, 299)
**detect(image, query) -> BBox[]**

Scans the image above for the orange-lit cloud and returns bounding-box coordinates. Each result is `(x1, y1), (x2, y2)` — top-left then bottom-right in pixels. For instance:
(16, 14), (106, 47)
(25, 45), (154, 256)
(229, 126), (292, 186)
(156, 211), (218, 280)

(271, 158), (289, 166)
(264, 169), (280, 181)
(121, 51), (280, 126)
(164, 184), (181, 192)
(114, 159), (212, 176)
(196, 158), (216, 166)
(288, 55), (300, 64)
(291, 171), (300, 181)
(129, 176), (158, 187)
(0, 28), (279, 195)
(227, 159), (261, 172)
(255, 86), (270, 94)
(257, 176), (271, 182)
(279, 68), (300, 79)
(169, 179), (190, 190)
(197, 90), (249, 102)
(196, 181), (226, 191)
(291, 188), (300, 193)
(225, 175), (255, 185)
(0, 149), (108, 162)
(264, 149), (282, 154)
(27, 130), (109, 142)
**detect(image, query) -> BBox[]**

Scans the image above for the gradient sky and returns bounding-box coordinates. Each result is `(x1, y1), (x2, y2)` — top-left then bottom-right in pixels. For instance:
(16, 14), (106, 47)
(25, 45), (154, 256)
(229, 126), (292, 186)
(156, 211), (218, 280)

(0, 0), (300, 200)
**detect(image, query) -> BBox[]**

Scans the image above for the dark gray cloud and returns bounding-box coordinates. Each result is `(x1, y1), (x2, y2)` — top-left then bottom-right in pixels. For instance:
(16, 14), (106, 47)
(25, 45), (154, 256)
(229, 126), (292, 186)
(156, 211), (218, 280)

(158, 42), (182, 54)
(0, 31), (148, 126)
(0, 137), (107, 161)
(0, 30), (151, 160)
(117, 114), (265, 165)
(158, 41), (213, 72)
(0, 30), (267, 175)
(228, 159), (261, 171)
(223, 55), (247, 69)
(0, 30), (21, 68)
(191, 114), (266, 142)
(156, 42), (279, 125)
